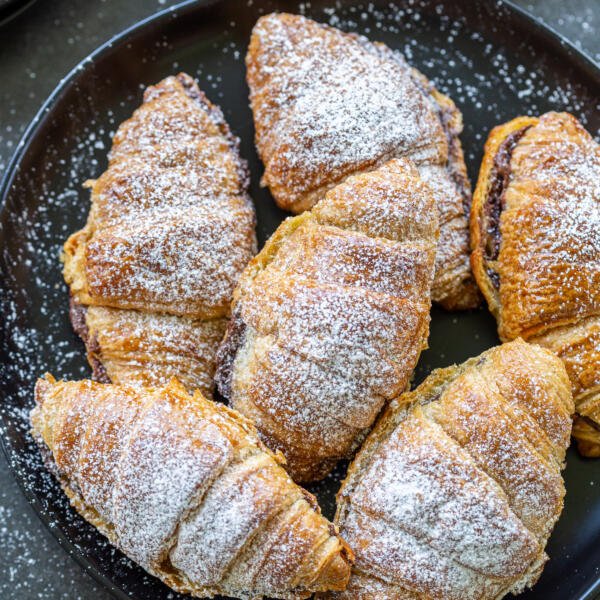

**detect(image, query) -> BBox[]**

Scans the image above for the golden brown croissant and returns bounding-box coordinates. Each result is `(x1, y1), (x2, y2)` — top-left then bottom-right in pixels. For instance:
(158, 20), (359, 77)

(31, 375), (353, 599)
(62, 73), (256, 396)
(246, 12), (478, 310)
(471, 112), (600, 456)
(329, 339), (573, 600)
(216, 158), (438, 482)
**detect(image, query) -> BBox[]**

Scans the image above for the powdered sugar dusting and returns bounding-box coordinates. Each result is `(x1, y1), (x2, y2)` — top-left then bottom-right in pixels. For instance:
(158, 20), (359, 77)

(246, 12), (476, 307)
(1, 1), (599, 597)
(58, 74), (257, 394)
(335, 340), (572, 599)
(85, 209), (254, 317)
(339, 507), (503, 600)
(222, 160), (437, 480)
(170, 453), (294, 587)
(249, 14), (443, 194)
(114, 402), (233, 569)
(65, 74), (256, 319)
(85, 306), (226, 398)
(32, 379), (350, 597)
(361, 411), (538, 571)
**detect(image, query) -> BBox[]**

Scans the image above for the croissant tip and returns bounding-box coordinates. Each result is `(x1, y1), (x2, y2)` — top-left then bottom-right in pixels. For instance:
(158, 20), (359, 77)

(34, 374), (56, 406)
(312, 546), (354, 593)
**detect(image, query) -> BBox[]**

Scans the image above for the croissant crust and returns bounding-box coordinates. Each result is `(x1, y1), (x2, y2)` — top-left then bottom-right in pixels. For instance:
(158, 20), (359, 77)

(471, 111), (600, 455)
(216, 158), (438, 482)
(31, 375), (353, 599)
(62, 73), (256, 395)
(246, 12), (478, 310)
(329, 339), (573, 600)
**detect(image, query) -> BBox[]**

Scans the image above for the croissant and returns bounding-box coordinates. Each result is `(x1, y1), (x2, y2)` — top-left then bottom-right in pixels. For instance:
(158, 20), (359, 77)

(31, 374), (353, 599)
(330, 338), (573, 600)
(62, 73), (257, 396)
(246, 12), (478, 310)
(216, 158), (438, 482)
(471, 112), (600, 456)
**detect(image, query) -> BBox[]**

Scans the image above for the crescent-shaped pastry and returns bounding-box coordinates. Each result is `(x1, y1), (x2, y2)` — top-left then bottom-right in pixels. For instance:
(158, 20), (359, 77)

(216, 158), (438, 482)
(31, 375), (353, 599)
(62, 73), (257, 397)
(330, 339), (573, 599)
(471, 112), (600, 456)
(246, 12), (478, 310)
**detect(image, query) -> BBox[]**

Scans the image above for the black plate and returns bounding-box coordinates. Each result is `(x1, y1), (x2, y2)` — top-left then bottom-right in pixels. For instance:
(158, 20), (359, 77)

(1, 1), (599, 599)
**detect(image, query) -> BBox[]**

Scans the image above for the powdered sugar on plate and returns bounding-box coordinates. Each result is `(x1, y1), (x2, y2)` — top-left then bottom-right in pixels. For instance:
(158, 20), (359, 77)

(1, 2), (599, 599)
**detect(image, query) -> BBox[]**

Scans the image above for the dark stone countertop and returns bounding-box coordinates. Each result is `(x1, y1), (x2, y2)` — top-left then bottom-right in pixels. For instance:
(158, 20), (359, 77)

(0, 1), (598, 598)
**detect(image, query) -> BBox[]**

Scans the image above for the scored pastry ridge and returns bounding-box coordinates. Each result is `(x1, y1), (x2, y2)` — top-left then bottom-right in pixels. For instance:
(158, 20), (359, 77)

(31, 375), (353, 599)
(246, 12), (479, 309)
(328, 339), (574, 600)
(62, 73), (257, 397)
(216, 158), (439, 482)
(471, 111), (600, 456)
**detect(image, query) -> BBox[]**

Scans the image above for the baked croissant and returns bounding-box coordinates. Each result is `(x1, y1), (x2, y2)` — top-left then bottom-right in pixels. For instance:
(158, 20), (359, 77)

(471, 112), (600, 456)
(31, 375), (353, 599)
(330, 338), (573, 600)
(246, 12), (478, 310)
(216, 158), (438, 482)
(63, 73), (257, 396)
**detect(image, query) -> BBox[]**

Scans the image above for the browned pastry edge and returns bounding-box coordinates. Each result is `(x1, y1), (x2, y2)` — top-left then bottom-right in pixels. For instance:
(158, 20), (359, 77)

(247, 15), (478, 311)
(174, 73), (251, 194)
(480, 126), (530, 288)
(408, 69), (471, 212)
(471, 114), (600, 458)
(214, 307), (246, 401)
(32, 375), (354, 599)
(470, 115), (539, 325)
(330, 339), (573, 599)
(215, 215), (307, 406)
(412, 74), (480, 310)
(573, 416), (600, 457)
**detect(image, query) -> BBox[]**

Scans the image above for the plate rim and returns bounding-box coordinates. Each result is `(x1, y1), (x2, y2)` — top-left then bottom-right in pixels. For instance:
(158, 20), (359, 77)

(1, 1), (599, 599)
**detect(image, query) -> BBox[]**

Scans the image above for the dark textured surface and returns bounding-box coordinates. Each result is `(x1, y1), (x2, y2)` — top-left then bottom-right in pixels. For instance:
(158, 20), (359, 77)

(0, 1), (598, 599)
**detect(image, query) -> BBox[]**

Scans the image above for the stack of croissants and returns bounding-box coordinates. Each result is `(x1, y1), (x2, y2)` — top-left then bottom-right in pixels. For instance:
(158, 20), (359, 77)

(29, 12), (599, 600)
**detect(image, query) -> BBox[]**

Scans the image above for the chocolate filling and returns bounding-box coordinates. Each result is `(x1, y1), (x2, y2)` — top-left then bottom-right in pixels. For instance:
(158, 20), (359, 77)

(69, 297), (110, 384)
(407, 71), (473, 215)
(580, 415), (600, 433)
(214, 308), (247, 401)
(483, 126), (531, 289)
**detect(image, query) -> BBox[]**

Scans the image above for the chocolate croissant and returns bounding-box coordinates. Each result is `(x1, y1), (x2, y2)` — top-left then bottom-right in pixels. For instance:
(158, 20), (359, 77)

(471, 112), (600, 456)
(246, 12), (478, 310)
(331, 339), (573, 599)
(216, 158), (438, 482)
(31, 375), (353, 599)
(63, 73), (257, 396)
